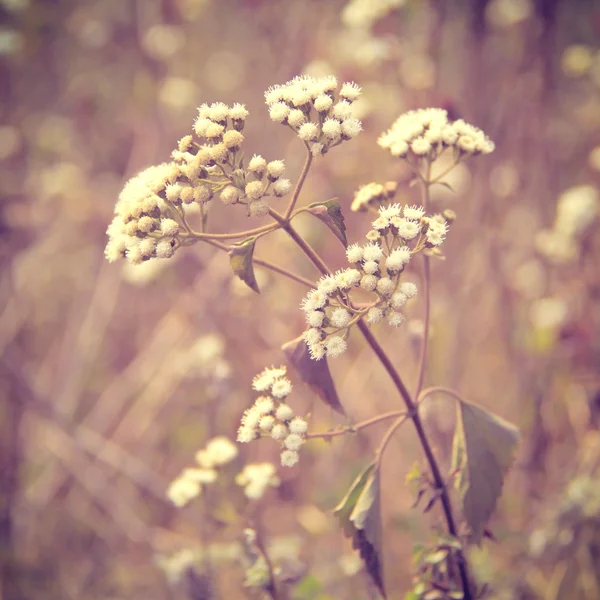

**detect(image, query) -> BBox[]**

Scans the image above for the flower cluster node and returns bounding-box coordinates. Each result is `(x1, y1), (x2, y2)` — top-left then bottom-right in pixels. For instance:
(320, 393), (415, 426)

(265, 75), (363, 156)
(301, 202), (453, 360)
(378, 107), (495, 161)
(237, 366), (308, 468)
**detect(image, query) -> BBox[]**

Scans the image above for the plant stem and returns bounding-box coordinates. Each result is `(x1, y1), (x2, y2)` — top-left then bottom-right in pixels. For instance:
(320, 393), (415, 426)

(415, 161), (432, 398)
(306, 410), (405, 440)
(284, 148), (313, 219)
(186, 221), (280, 240)
(419, 386), (468, 406)
(202, 238), (315, 289)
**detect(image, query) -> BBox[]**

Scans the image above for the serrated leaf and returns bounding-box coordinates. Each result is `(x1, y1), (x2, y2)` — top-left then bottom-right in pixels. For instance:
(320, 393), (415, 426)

(228, 236), (259, 293)
(281, 335), (345, 415)
(451, 401), (520, 543)
(307, 199), (347, 247)
(334, 464), (385, 598)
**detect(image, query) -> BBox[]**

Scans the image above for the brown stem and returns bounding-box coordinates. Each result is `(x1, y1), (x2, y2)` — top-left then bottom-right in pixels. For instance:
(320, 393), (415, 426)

(186, 221), (280, 240)
(202, 238), (314, 289)
(419, 386), (468, 406)
(284, 148), (313, 219)
(415, 256), (430, 397)
(306, 410), (405, 440)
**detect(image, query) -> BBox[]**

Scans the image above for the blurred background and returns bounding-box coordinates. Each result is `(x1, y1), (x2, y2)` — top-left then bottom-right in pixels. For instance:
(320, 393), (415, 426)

(1, 0), (600, 598)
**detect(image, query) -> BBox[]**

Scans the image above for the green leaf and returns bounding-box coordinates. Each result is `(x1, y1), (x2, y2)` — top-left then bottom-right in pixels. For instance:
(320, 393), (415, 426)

(451, 401), (520, 543)
(228, 236), (259, 293)
(334, 464), (385, 598)
(281, 335), (345, 416)
(307, 199), (347, 247)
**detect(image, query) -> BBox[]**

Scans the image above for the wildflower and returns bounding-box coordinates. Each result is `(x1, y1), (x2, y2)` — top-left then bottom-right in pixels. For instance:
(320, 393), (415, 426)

(404, 205), (425, 220)
(271, 378), (293, 399)
(281, 450), (299, 467)
(330, 308), (352, 328)
(271, 423), (288, 441)
(235, 463), (280, 499)
(386, 247), (411, 271)
(351, 182), (388, 212)
(273, 178), (292, 197)
(288, 417), (308, 435)
(275, 404), (294, 422)
(248, 154), (267, 173)
(259, 415), (275, 432)
(363, 243), (384, 262)
(198, 436), (238, 467)
(283, 433), (305, 451)
(360, 274), (378, 292)
(254, 396), (275, 415)
(400, 282), (418, 298)
(363, 260), (379, 275)
(388, 312), (405, 327)
(346, 243), (364, 263)
(367, 307), (384, 325)
(167, 476), (201, 507)
(325, 336), (347, 358)
(376, 277), (395, 296)
(252, 366), (287, 391)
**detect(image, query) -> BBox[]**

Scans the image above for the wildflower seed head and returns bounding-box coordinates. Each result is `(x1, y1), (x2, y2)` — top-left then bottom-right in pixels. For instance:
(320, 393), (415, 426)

(379, 108), (494, 162)
(249, 200), (270, 217)
(252, 366), (287, 392)
(220, 185), (241, 205)
(363, 243), (384, 262)
(230, 102), (249, 121)
(271, 378), (293, 399)
(395, 218), (420, 240)
(266, 160), (286, 180)
(273, 178), (292, 197)
(259, 415), (275, 432)
(287, 109), (306, 128)
(306, 310), (325, 328)
(237, 425), (258, 443)
(314, 94), (333, 113)
(376, 277), (395, 297)
(222, 129), (244, 150)
(404, 205), (425, 220)
(245, 180), (264, 201)
(388, 312), (405, 327)
(367, 306), (384, 325)
(346, 243), (364, 263)
(386, 247), (412, 271)
(391, 292), (408, 310)
(330, 307), (352, 328)
(298, 122), (320, 142)
(400, 282), (418, 298)
(339, 82), (362, 101)
(289, 417), (308, 435)
(280, 450), (299, 467)
(325, 336), (347, 358)
(254, 396), (275, 415)
(283, 433), (305, 451)
(275, 403), (294, 422)
(248, 154), (267, 174)
(271, 423), (288, 441)
(360, 274), (378, 292)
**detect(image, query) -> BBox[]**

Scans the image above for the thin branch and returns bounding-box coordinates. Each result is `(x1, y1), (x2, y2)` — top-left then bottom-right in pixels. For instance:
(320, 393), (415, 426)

(306, 410), (405, 440)
(284, 147), (313, 219)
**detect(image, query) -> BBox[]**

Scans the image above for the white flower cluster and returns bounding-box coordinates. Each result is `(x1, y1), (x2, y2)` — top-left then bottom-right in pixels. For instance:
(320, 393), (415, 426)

(105, 102), (292, 265)
(176, 102), (292, 217)
(351, 181), (397, 213)
(378, 107), (495, 160)
(166, 435), (238, 508)
(235, 462), (280, 500)
(302, 203), (452, 360)
(237, 366), (308, 468)
(105, 162), (184, 264)
(265, 75), (363, 156)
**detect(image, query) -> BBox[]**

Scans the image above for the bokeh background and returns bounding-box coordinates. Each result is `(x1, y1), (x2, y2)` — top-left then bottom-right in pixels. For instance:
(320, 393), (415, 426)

(1, 0), (600, 598)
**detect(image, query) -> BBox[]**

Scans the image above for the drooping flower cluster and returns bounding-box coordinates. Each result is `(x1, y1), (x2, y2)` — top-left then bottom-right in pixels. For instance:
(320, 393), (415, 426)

(105, 102), (292, 264)
(265, 75), (363, 157)
(378, 107), (495, 160)
(237, 366), (308, 468)
(105, 162), (184, 264)
(302, 202), (453, 360)
(166, 435), (238, 507)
